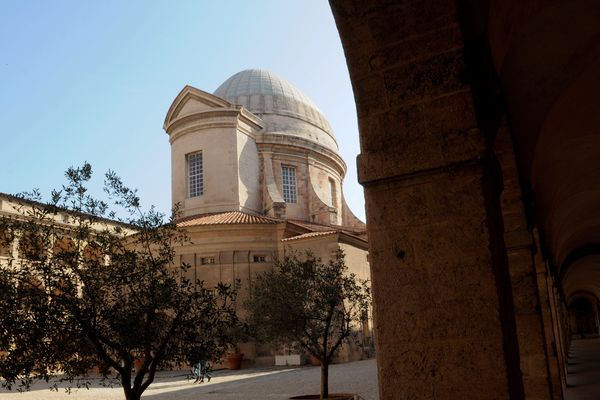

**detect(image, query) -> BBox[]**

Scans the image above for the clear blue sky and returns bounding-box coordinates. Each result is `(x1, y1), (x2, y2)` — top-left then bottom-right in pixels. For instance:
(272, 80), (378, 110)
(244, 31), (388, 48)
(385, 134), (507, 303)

(0, 0), (365, 221)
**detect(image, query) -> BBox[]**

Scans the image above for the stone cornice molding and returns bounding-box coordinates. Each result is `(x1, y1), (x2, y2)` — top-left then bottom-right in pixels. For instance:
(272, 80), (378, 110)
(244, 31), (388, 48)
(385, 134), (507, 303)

(164, 85), (231, 130)
(256, 133), (347, 176)
(236, 108), (265, 134)
(163, 85), (264, 135)
(256, 110), (338, 148)
(166, 109), (265, 143)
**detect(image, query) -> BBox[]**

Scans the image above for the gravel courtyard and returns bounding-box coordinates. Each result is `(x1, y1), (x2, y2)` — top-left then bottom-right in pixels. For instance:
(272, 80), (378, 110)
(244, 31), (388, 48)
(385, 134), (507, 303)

(0, 359), (378, 400)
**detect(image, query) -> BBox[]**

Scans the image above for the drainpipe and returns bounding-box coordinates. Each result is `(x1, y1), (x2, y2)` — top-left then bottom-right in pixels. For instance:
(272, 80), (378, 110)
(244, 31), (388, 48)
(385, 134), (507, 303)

(232, 250), (237, 312)
(247, 250), (252, 297)
(218, 251), (223, 283)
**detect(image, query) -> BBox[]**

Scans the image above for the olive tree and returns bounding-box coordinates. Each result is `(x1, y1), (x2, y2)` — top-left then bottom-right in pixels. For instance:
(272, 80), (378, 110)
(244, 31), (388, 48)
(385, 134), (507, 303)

(245, 250), (371, 399)
(0, 163), (237, 400)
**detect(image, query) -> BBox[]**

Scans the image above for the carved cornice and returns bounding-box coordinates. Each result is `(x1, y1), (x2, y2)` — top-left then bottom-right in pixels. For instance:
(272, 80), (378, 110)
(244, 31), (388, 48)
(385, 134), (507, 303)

(163, 85), (232, 130)
(256, 133), (347, 176)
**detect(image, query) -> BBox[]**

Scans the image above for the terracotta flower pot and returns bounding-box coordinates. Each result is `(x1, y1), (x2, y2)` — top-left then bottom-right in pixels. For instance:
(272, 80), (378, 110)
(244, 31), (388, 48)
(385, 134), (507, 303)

(134, 358), (144, 372)
(226, 352), (244, 370)
(290, 394), (355, 399)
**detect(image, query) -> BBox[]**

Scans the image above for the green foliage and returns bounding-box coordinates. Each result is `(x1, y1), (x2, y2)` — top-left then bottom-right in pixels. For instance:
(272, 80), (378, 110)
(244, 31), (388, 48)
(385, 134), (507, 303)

(0, 163), (238, 400)
(245, 250), (370, 398)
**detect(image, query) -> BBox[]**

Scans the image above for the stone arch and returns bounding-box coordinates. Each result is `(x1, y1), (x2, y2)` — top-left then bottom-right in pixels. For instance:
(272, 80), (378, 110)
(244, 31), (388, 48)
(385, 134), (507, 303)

(0, 229), (14, 258)
(52, 236), (76, 266)
(83, 242), (103, 267)
(568, 293), (599, 338)
(18, 230), (46, 261)
(329, 0), (600, 399)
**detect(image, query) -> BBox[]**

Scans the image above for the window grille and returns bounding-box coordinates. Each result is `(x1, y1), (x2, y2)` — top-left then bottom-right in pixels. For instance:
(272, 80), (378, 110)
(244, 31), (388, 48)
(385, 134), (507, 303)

(187, 152), (203, 197)
(281, 165), (297, 203)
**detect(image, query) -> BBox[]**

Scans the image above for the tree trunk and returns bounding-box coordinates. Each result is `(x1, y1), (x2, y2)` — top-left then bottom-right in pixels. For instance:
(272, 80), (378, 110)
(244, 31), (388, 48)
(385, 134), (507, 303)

(121, 369), (142, 400)
(123, 387), (141, 400)
(320, 361), (329, 399)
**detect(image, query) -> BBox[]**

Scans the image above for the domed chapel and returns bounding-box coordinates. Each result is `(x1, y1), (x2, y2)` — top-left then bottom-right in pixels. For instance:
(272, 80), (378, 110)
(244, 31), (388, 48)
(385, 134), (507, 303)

(163, 69), (371, 365)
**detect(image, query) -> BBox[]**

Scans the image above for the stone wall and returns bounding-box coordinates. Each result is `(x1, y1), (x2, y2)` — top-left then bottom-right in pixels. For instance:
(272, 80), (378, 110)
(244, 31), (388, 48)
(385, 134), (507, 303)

(328, 0), (600, 399)
(330, 1), (527, 398)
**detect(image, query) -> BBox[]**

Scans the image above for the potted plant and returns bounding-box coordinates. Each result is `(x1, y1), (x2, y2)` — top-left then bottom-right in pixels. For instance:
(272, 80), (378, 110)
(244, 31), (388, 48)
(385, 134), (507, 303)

(309, 354), (321, 366)
(225, 321), (250, 370)
(226, 351), (244, 370)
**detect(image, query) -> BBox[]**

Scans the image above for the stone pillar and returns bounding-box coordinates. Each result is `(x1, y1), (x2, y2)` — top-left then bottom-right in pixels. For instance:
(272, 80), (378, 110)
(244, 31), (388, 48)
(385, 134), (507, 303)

(331, 1), (525, 398)
(495, 125), (562, 400)
(546, 273), (568, 391)
(534, 247), (565, 398)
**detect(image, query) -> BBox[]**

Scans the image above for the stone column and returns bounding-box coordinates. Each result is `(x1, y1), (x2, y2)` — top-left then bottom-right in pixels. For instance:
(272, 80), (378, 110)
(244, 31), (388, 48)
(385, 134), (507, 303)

(331, 1), (526, 398)
(547, 273), (568, 391)
(495, 124), (562, 399)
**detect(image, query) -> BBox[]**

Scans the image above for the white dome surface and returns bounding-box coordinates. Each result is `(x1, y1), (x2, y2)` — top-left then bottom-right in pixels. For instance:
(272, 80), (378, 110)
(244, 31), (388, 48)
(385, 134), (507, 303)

(214, 69), (338, 151)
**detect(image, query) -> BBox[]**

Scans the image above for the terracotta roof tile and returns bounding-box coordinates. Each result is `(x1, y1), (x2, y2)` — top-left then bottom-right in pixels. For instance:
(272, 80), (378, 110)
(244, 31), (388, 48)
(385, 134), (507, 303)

(177, 211), (280, 227)
(281, 231), (338, 242)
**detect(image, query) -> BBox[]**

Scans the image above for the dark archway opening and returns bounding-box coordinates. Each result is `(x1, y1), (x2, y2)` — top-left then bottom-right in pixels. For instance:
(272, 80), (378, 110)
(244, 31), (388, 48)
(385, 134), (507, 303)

(569, 296), (599, 339)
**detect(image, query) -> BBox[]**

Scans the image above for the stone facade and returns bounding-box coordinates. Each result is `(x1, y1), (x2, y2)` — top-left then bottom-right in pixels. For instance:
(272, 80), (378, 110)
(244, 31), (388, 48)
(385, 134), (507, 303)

(163, 69), (371, 366)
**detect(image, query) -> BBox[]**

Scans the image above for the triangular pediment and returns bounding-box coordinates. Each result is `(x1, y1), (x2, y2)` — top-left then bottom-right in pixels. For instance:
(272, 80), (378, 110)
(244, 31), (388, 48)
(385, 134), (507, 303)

(163, 85), (233, 130)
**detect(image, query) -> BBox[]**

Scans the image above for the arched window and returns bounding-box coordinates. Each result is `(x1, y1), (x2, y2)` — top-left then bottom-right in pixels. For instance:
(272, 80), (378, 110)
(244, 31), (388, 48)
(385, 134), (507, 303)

(83, 242), (103, 268)
(52, 236), (76, 266)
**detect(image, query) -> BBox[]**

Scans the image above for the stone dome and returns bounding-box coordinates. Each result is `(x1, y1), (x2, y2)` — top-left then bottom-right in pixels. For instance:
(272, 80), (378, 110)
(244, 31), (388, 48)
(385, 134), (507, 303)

(214, 69), (338, 151)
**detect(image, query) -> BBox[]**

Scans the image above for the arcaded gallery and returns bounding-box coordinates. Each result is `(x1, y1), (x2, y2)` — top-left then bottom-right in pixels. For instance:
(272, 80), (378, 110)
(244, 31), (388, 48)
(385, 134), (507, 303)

(330, 0), (600, 399)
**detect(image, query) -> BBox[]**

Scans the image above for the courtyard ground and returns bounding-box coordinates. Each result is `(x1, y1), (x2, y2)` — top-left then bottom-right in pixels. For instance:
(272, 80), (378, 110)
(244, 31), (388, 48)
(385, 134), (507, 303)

(0, 358), (378, 400)
(565, 337), (600, 400)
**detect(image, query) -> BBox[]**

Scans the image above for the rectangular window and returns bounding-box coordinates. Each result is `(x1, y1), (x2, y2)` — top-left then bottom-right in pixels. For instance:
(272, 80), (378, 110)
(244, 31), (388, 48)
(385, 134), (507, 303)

(253, 255), (266, 263)
(0, 234), (11, 258)
(201, 257), (215, 265)
(187, 152), (203, 198)
(281, 165), (297, 203)
(329, 178), (337, 206)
